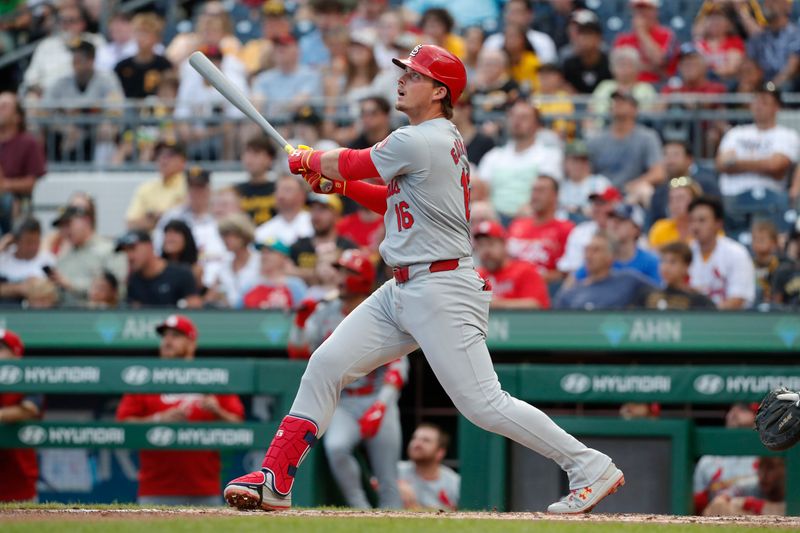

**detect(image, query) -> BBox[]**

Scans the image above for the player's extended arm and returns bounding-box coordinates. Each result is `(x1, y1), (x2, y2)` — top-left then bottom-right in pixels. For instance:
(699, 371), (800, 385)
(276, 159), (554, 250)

(289, 147), (380, 182)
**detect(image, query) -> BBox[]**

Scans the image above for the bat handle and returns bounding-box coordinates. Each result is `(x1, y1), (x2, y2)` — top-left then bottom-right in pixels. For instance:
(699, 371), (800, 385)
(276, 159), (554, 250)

(284, 144), (334, 194)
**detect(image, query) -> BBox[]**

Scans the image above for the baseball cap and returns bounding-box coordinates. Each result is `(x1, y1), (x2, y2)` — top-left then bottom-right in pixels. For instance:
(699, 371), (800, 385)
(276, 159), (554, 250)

(565, 140), (589, 158)
(611, 90), (638, 106)
(610, 203), (646, 228)
(0, 329), (24, 357)
(156, 314), (198, 341)
(69, 39), (95, 57)
(589, 185), (623, 203)
(218, 213), (256, 243)
(154, 138), (187, 158)
(293, 105), (322, 126)
(572, 9), (602, 33)
(472, 220), (506, 240)
(308, 193), (343, 215)
(756, 81), (782, 104)
(262, 0), (287, 17)
(678, 42), (702, 59)
(255, 237), (291, 256)
(186, 165), (211, 188)
(115, 229), (152, 252)
(51, 205), (91, 227)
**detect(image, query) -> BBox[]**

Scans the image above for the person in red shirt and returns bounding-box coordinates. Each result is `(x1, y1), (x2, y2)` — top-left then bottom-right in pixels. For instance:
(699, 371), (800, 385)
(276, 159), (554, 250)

(242, 238), (306, 310)
(116, 315), (244, 505)
(613, 0), (677, 83)
(0, 329), (41, 502)
(507, 175), (574, 283)
(474, 220), (549, 309)
(661, 44), (727, 97)
(694, 5), (745, 82)
(336, 204), (384, 251)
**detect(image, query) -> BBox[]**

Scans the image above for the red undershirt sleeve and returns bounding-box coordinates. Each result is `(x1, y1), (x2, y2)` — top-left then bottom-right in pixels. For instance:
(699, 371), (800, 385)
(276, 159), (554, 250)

(334, 180), (387, 215)
(337, 148), (381, 181)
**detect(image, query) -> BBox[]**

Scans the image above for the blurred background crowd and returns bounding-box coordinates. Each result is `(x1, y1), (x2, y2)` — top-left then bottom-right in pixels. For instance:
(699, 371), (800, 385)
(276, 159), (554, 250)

(0, 0), (799, 312)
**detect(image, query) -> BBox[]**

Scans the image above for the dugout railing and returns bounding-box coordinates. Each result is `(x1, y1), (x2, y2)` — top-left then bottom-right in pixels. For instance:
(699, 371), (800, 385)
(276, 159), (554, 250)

(0, 357), (798, 514)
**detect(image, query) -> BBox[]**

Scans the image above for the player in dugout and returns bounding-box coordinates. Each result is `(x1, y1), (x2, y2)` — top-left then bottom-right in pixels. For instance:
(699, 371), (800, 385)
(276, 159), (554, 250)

(116, 315), (244, 505)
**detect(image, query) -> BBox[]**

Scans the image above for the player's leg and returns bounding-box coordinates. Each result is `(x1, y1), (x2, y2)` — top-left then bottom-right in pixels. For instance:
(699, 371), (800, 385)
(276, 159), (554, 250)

(323, 402), (372, 509)
(226, 281), (418, 510)
(400, 272), (621, 513)
(363, 401), (403, 509)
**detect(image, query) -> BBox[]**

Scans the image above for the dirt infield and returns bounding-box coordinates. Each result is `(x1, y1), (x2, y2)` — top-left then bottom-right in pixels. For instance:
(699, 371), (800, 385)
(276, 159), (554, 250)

(2, 507), (799, 528)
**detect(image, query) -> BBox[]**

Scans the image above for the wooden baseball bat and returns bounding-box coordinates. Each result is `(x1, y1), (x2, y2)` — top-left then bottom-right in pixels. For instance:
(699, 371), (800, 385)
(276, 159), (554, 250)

(188, 51), (333, 192)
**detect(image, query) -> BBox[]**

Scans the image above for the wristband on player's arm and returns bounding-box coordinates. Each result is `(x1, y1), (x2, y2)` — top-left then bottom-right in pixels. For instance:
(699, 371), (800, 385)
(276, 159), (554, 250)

(336, 180), (388, 215)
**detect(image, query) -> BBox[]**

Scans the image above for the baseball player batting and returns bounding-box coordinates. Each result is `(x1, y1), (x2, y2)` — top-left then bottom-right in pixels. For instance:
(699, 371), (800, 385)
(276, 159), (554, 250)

(291, 250), (407, 508)
(225, 44), (624, 514)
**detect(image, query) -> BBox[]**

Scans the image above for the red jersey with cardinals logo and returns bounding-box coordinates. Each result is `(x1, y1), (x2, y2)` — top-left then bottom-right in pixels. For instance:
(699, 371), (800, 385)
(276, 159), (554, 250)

(477, 259), (550, 309)
(506, 217), (574, 273)
(242, 284), (293, 310)
(116, 393), (244, 497)
(0, 392), (40, 501)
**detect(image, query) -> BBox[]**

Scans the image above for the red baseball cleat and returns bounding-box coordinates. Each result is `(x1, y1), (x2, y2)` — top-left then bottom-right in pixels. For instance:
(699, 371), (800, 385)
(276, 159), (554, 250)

(224, 469), (290, 511)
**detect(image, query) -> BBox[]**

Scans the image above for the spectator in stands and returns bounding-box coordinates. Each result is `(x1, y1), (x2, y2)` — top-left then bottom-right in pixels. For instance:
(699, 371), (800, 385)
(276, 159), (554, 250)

(154, 166), (226, 287)
(574, 203), (660, 285)
(252, 35), (323, 117)
(349, 0), (389, 35)
(507, 175), (574, 283)
(562, 10), (612, 94)
(0, 329), (41, 503)
(558, 185), (623, 276)
(751, 220), (786, 304)
(398, 423), (460, 511)
(462, 26), (486, 84)
(419, 8), (465, 58)
(474, 220), (549, 309)
(483, 0), (557, 64)
(211, 186), (244, 221)
(337, 205), (384, 252)
(349, 97), (393, 150)
(637, 241), (715, 310)
(114, 13), (172, 99)
(208, 213), (259, 308)
(704, 457), (786, 516)
(688, 196), (755, 309)
(649, 176), (703, 250)
(662, 44), (726, 97)
(693, 4), (745, 82)
(236, 136), (278, 226)
(87, 270), (119, 309)
(559, 140), (612, 220)
(477, 100), (563, 225)
(745, 0), (800, 89)
(0, 92), (46, 234)
(238, 0), (292, 76)
(532, 64), (574, 140)
(733, 57), (765, 99)
(772, 220), (800, 307)
(290, 194), (356, 295)
(470, 47), (521, 116)
(289, 106), (339, 160)
(648, 140), (719, 228)
(587, 90), (665, 205)
(332, 34), (397, 120)
(554, 231), (655, 310)
(0, 217), (53, 294)
(95, 12), (135, 72)
(612, 0), (677, 83)
(402, 0), (498, 30)
(50, 204), (125, 306)
(23, 277), (59, 308)
(451, 92), (495, 167)
(298, 0), (349, 69)
(117, 229), (200, 308)
(126, 139), (188, 231)
(42, 40), (124, 163)
(254, 175), (313, 247)
(242, 238), (307, 310)
(161, 219), (202, 287)
(590, 46), (657, 119)
(503, 23), (541, 94)
(117, 314), (244, 506)
(716, 82), (798, 199)
(22, 3), (105, 95)
(165, 2), (241, 66)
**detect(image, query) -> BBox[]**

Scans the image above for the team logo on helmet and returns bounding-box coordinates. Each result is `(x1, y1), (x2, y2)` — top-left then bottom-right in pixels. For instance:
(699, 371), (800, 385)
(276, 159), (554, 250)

(410, 44), (422, 57)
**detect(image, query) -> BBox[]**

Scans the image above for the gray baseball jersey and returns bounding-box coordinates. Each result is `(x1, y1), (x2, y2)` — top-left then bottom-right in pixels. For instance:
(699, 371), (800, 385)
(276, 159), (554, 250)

(370, 118), (472, 266)
(398, 460), (460, 510)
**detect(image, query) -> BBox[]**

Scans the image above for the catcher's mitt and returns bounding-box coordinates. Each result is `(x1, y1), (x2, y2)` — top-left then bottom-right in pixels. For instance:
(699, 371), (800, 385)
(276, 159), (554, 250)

(755, 387), (800, 451)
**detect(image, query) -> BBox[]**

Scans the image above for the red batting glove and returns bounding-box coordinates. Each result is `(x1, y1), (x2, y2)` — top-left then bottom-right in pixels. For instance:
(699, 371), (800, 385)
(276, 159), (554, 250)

(288, 145), (323, 175)
(359, 401), (386, 439)
(294, 298), (319, 328)
(302, 170), (344, 195)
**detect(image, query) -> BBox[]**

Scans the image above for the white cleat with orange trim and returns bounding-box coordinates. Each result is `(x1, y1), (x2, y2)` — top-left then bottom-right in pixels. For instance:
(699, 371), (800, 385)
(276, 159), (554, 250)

(547, 463), (625, 514)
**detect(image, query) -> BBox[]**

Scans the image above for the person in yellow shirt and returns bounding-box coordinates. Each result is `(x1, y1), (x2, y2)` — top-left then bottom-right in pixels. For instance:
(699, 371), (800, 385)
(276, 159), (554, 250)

(419, 8), (465, 59)
(238, 0), (293, 76)
(648, 176), (703, 249)
(504, 23), (540, 93)
(126, 139), (188, 232)
(532, 63), (575, 140)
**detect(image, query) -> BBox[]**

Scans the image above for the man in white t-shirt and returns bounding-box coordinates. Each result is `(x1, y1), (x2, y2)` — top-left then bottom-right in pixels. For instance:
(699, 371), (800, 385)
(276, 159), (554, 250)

(716, 83), (799, 197)
(559, 140), (612, 218)
(558, 184), (622, 275)
(254, 175), (313, 247)
(397, 423), (460, 511)
(688, 196), (755, 309)
(477, 100), (563, 224)
(0, 218), (54, 287)
(483, 0), (557, 64)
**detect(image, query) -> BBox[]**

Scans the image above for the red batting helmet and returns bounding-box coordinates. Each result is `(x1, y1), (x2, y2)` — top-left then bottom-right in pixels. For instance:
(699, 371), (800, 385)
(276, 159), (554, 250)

(393, 44), (467, 103)
(336, 250), (376, 295)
